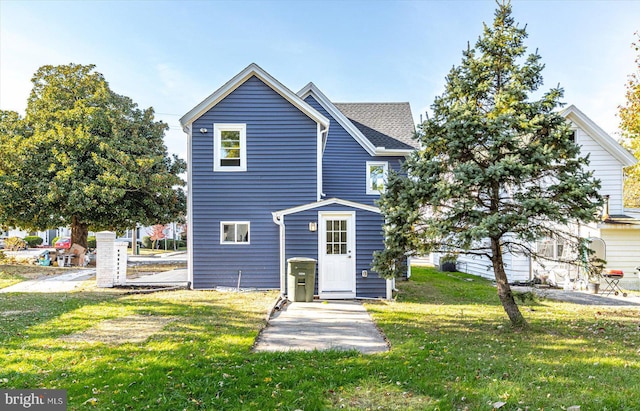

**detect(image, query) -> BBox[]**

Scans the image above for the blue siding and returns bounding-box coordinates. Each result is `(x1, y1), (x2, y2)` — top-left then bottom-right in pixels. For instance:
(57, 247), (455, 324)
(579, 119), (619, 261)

(191, 76), (318, 289)
(304, 96), (405, 206)
(283, 204), (387, 298)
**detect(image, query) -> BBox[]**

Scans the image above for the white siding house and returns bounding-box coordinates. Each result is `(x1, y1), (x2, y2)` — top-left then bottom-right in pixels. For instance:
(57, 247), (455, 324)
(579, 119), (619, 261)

(439, 105), (640, 290)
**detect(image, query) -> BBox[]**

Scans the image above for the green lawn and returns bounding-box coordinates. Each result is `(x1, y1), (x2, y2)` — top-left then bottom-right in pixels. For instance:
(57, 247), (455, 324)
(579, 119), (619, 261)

(0, 267), (638, 410)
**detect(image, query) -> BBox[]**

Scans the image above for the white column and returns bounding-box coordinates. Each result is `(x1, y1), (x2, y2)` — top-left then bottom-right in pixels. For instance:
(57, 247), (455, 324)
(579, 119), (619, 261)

(96, 231), (116, 288)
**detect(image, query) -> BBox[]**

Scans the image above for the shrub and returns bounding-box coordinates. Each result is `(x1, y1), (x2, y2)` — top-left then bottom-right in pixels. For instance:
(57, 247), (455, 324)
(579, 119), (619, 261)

(52, 236), (60, 246)
(142, 236), (152, 249)
(5, 237), (28, 251)
(87, 236), (96, 249)
(23, 236), (43, 247)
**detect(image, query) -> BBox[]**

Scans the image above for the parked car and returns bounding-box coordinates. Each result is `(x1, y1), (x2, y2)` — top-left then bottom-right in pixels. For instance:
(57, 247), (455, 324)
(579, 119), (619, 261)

(54, 237), (72, 249)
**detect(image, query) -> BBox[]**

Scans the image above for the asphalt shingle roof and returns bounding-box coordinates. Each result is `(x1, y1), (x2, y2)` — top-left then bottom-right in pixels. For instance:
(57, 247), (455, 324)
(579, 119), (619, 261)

(334, 103), (418, 150)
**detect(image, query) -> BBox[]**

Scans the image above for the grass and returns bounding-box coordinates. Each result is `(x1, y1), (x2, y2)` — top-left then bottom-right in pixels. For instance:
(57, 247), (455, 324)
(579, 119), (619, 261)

(133, 248), (186, 256)
(0, 267), (638, 410)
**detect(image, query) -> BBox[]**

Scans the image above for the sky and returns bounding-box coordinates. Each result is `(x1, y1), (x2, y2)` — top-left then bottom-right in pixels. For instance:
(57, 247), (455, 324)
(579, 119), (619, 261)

(1, 0), (639, 163)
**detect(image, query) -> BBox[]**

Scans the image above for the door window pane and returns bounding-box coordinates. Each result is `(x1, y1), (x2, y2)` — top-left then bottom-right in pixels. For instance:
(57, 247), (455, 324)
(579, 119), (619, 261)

(326, 219), (348, 255)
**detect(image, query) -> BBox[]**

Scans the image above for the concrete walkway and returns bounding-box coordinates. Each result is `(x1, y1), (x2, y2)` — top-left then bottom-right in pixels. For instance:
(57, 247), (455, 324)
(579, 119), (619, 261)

(126, 268), (189, 287)
(0, 270), (95, 293)
(512, 286), (640, 306)
(253, 300), (389, 354)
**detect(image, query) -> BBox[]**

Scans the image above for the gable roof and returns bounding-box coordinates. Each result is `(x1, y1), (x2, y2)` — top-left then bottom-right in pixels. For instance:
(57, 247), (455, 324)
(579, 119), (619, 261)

(273, 198), (380, 218)
(298, 83), (416, 156)
(179, 63), (329, 130)
(334, 103), (418, 150)
(561, 105), (637, 167)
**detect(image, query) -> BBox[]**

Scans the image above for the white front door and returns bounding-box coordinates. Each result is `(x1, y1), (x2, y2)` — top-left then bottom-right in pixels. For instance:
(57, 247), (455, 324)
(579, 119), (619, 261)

(319, 212), (356, 299)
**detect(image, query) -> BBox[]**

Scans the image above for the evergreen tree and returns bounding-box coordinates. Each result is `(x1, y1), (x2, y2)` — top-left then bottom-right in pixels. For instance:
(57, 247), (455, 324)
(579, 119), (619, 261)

(0, 64), (186, 248)
(373, 3), (602, 328)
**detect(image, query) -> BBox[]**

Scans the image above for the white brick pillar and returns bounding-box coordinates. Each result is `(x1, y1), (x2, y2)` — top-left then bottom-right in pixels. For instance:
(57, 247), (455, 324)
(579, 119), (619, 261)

(96, 231), (116, 288)
(114, 242), (128, 286)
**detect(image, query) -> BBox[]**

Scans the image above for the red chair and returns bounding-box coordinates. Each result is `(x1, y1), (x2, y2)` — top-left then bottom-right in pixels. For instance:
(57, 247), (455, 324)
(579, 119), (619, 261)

(601, 269), (627, 297)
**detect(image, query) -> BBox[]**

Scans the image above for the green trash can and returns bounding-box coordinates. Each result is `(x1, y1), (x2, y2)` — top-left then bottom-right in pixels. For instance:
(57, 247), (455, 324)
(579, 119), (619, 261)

(287, 257), (317, 302)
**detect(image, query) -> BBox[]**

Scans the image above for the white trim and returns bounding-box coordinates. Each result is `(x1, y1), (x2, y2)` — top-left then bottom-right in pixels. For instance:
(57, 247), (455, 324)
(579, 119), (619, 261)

(366, 161), (388, 195)
(273, 197), (380, 218)
(375, 148), (414, 157)
(298, 82), (377, 156)
(318, 211), (356, 299)
(561, 105), (637, 167)
(220, 221), (251, 244)
(180, 63), (329, 131)
(185, 125), (194, 288)
(213, 123), (246, 172)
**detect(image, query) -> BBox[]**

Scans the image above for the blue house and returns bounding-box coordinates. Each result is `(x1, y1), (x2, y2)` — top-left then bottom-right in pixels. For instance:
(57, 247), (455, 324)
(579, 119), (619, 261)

(179, 64), (416, 299)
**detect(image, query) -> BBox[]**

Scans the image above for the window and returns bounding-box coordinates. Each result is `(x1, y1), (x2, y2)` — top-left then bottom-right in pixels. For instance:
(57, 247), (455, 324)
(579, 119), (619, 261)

(220, 222), (250, 244)
(366, 161), (388, 195)
(536, 237), (566, 259)
(214, 124), (246, 171)
(568, 130), (576, 143)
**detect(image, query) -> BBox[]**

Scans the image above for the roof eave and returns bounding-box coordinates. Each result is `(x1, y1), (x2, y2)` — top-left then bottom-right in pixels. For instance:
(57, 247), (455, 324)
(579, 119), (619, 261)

(297, 83), (377, 156)
(561, 105), (637, 167)
(273, 198), (380, 218)
(180, 63), (329, 130)
(375, 147), (414, 157)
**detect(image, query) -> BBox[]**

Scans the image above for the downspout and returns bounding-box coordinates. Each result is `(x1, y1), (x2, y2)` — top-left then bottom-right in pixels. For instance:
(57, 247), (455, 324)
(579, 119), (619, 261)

(272, 212), (286, 297)
(184, 124), (194, 289)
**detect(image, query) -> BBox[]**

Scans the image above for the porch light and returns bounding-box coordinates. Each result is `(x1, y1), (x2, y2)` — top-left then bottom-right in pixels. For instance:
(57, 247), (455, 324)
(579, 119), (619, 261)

(308, 222), (317, 232)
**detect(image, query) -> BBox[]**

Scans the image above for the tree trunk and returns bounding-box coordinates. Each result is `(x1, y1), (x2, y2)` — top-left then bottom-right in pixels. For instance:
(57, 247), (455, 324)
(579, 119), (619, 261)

(70, 216), (89, 249)
(491, 237), (527, 328)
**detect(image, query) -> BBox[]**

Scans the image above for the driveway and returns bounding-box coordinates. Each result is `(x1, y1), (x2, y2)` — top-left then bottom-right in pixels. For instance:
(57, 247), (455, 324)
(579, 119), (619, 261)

(512, 286), (640, 306)
(253, 300), (389, 354)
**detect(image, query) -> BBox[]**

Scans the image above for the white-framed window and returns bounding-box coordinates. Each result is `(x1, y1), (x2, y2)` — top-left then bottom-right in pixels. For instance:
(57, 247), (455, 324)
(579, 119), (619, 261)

(220, 221), (250, 244)
(366, 161), (388, 195)
(214, 123), (246, 172)
(536, 237), (567, 259)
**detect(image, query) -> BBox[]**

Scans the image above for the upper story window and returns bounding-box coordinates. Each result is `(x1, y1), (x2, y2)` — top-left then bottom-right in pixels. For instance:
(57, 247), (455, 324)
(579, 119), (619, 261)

(568, 129), (577, 144)
(366, 161), (388, 195)
(214, 123), (246, 172)
(220, 221), (250, 244)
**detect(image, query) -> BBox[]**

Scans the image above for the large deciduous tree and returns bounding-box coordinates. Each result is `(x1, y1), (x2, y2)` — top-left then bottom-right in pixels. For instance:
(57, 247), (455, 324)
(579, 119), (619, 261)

(373, 3), (602, 328)
(0, 63), (186, 248)
(620, 33), (640, 208)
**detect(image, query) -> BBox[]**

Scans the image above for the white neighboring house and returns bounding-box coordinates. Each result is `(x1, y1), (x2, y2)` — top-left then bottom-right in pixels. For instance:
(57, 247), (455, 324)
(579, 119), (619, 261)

(432, 105), (640, 290)
(2, 228), (65, 246)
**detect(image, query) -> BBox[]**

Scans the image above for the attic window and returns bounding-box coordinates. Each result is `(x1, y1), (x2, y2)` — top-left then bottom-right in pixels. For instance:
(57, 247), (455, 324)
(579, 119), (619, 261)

(214, 124), (246, 172)
(569, 130), (576, 143)
(366, 161), (388, 195)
